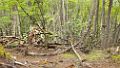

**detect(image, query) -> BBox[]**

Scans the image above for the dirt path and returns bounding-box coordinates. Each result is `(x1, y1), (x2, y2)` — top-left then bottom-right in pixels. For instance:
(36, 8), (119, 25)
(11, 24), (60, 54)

(90, 60), (120, 68)
(3, 48), (120, 68)
(6, 48), (78, 68)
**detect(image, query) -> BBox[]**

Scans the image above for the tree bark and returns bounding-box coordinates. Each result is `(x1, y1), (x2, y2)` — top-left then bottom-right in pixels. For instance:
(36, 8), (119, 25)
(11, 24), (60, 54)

(106, 0), (113, 46)
(12, 5), (17, 36)
(84, 0), (96, 38)
(12, 5), (21, 37)
(16, 6), (21, 37)
(101, 0), (106, 48)
(59, 0), (66, 43)
(94, 0), (99, 36)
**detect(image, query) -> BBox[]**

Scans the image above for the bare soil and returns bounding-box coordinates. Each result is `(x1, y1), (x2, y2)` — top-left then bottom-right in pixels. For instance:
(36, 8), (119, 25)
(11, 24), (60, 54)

(0, 46), (120, 68)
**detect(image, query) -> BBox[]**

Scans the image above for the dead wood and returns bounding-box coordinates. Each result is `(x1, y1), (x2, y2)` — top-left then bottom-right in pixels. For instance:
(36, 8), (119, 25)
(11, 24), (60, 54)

(1, 36), (20, 39)
(14, 61), (28, 67)
(70, 40), (94, 68)
(115, 46), (120, 54)
(0, 62), (16, 68)
(25, 41), (82, 56)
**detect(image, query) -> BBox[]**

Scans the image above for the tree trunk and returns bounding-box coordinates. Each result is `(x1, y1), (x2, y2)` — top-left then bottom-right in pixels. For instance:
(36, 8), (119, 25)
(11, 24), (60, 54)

(12, 5), (21, 37)
(12, 5), (17, 36)
(84, 0), (96, 38)
(101, 0), (106, 48)
(94, 0), (99, 37)
(16, 6), (21, 37)
(106, 0), (113, 46)
(0, 28), (3, 36)
(59, 0), (66, 43)
(65, 0), (68, 22)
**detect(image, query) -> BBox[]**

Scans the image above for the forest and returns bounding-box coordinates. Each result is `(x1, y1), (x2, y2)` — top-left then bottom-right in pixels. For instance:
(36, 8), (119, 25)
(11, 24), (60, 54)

(0, 0), (120, 68)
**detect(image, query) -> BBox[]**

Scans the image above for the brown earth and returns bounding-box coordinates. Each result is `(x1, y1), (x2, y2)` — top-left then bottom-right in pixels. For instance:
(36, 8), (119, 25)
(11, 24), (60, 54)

(0, 46), (120, 68)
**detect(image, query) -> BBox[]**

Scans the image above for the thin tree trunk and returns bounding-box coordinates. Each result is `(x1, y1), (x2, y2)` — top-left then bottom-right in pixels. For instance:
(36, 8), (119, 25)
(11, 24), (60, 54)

(12, 5), (17, 36)
(106, 0), (113, 34)
(84, 0), (96, 38)
(101, 0), (106, 48)
(106, 0), (113, 46)
(12, 5), (21, 37)
(16, 5), (21, 37)
(113, 9), (119, 45)
(0, 28), (3, 36)
(60, 0), (65, 43)
(94, 0), (99, 36)
(65, 0), (68, 22)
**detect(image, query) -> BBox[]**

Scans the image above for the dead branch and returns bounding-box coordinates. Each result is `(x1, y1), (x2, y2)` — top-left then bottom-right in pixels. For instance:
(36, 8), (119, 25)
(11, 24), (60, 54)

(0, 62), (16, 68)
(71, 44), (94, 68)
(14, 61), (28, 67)
(114, 46), (120, 54)
(1, 36), (20, 39)
(25, 41), (81, 56)
(71, 42), (82, 62)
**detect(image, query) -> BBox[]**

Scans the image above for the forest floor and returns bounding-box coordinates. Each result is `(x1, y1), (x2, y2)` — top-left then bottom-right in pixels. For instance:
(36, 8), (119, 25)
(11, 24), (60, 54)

(0, 45), (119, 68)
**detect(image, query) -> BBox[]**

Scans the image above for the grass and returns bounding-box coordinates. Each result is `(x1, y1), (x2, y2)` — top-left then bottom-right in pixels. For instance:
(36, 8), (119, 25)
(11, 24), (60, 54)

(85, 50), (106, 61)
(61, 52), (76, 59)
(111, 55), (120, 63)
(61, 50), (106, 61)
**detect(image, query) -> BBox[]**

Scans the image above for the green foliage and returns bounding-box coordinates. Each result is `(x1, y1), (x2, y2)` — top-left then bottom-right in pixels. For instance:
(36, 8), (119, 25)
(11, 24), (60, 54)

(0, 0), (120, 44)
(0, 16), (11, 23)
(0, 44), (12, 59)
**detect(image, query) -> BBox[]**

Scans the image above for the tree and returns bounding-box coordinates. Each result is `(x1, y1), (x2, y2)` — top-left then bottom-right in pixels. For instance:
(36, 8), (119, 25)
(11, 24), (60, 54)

(94, 0), (99, 36)
(60, 0), (66, 39)
(101, 0), (106, 48)
(12, 5), (17, 36)
(106, 0), (113, 46)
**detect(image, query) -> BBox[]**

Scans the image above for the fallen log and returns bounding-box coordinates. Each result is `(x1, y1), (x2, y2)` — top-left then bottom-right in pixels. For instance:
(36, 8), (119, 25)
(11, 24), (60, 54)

(26, 41), (82, 56)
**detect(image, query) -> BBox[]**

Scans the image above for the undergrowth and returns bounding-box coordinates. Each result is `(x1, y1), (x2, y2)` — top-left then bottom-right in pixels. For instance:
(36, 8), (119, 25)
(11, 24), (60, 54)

(85, 50), (106, 61)
(0, 44), (12, 59)
(111, 55), (120, 63)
